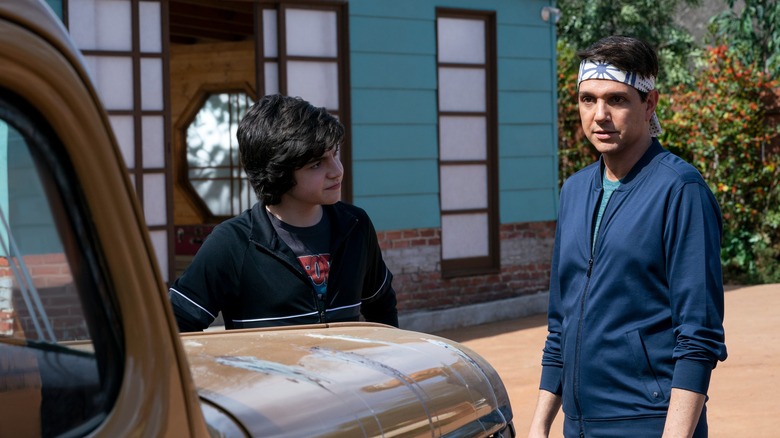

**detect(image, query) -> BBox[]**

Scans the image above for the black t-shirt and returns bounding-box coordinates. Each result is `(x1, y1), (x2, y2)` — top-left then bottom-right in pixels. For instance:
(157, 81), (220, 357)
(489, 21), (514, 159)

(267, 210), (332, 297)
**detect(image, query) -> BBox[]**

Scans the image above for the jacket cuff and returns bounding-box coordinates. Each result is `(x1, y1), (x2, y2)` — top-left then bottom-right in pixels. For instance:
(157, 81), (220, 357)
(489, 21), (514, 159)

(671, 359), (713, 395)
(540, 365), (563, 396)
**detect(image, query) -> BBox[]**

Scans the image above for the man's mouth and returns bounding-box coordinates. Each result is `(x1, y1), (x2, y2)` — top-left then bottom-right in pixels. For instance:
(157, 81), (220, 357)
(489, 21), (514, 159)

(593, 130), (617, 140)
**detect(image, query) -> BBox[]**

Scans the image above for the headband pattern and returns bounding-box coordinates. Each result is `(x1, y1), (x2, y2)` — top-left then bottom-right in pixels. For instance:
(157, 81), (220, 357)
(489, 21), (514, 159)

(578, 59), (662, 137)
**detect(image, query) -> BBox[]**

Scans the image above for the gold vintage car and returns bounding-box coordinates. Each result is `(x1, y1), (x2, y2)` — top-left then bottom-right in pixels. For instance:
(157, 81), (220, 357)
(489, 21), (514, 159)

(0, 1), (515, 436)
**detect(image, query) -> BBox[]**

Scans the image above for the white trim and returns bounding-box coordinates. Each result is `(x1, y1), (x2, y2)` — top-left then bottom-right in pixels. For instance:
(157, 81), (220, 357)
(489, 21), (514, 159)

(326, 302), (361, 313)
(361, 268), (389, 301)
(233, 310), (319, 323)
(169, 287), (216, 319)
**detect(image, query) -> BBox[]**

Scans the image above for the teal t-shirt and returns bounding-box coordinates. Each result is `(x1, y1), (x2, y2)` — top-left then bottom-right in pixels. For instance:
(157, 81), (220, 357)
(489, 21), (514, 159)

(593, 172), (621, 252)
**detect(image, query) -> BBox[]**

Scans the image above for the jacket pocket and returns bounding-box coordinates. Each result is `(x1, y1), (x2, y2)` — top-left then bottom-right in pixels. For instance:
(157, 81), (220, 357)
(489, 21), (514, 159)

(626, 329), (666, 404)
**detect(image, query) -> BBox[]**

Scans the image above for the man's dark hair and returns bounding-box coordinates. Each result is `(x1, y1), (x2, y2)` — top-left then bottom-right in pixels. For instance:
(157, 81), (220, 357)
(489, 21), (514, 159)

(577, 36), (659, 101)
(237, 94), (344, 205)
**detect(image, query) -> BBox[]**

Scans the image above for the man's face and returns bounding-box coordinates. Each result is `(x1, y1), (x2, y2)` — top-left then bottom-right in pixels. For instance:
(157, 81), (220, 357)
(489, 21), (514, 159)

(578, 79), (657, 157)
(282, 147), (343, 209)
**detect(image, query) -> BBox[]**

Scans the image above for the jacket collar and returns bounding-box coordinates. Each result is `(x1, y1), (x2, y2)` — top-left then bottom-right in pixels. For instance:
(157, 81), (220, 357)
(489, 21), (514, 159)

(595, 138), (666, 190)
(249, 201), (358, 252)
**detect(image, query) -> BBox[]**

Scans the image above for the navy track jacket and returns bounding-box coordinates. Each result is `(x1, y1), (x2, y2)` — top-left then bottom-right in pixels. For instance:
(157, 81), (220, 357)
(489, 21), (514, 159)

(540, 140), (728, 434)
(169, 201), (398, 330)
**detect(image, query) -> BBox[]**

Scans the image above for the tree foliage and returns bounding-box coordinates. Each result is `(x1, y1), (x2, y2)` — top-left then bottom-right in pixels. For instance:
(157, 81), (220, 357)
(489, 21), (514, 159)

(555, 0), (701, 89)
(658, 46), (780, 283)
(708, 0), (780, 77)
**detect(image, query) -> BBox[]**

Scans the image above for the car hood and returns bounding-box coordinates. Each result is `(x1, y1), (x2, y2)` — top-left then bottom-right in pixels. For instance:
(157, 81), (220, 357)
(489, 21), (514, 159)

(180, 323), (512, 437)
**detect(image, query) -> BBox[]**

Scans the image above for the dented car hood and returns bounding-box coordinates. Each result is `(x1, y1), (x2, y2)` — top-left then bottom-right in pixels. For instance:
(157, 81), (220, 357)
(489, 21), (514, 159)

(181, 323), (512, 437)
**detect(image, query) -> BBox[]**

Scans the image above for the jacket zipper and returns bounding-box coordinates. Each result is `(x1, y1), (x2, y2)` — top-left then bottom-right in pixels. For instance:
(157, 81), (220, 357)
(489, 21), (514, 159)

(317, 216), (358, 323)
(251, 238), (325, 322)
(575, 181), (609, 437)
(575, 183), (600, 437)
(316, 289), (326, 322)
(250, 211), (361, 325)
(573, 257), (593, 437)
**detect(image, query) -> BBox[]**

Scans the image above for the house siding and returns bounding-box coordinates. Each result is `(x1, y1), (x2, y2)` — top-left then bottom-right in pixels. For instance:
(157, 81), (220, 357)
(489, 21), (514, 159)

(349, 0), (558, 228)
(350, 0), (558, 315)
(40, 0), (559, 326)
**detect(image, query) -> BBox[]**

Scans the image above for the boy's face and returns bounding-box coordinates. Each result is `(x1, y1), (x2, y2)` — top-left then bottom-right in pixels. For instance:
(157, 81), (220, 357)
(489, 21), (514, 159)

(282, 147), (343, 209)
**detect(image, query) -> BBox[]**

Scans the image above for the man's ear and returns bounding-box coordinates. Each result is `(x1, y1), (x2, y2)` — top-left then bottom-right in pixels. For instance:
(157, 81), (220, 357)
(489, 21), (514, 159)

(646, 89), (659, 120)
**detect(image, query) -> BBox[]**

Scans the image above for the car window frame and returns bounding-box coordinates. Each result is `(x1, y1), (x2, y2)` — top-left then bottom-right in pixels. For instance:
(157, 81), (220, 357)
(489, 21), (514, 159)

(0, 86), (125, 436)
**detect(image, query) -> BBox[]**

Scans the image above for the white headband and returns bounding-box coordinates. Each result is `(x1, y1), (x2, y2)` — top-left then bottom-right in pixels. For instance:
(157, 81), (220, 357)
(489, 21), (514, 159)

(578, 59), (662, 137)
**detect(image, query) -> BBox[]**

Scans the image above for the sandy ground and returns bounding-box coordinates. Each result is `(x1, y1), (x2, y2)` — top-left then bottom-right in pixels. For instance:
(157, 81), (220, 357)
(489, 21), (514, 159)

(435, 284), (780, 437)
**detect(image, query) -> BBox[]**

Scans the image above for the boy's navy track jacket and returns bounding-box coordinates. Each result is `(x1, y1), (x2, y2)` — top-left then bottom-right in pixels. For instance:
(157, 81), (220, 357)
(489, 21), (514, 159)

(540, 140), (728, 434)
(169, 201), (398, 330)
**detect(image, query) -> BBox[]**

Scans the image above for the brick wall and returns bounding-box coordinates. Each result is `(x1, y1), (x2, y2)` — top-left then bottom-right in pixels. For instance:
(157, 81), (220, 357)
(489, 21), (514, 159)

(3, 222), (557, 335)
(378, 221), (556, 312)
(1, 254), (88, 341)
(0, 259), (11, 336)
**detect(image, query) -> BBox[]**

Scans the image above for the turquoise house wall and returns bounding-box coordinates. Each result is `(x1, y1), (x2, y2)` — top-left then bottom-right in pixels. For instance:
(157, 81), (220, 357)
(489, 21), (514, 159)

(44, 0), (63, 18)
(349, 0), (559, 231)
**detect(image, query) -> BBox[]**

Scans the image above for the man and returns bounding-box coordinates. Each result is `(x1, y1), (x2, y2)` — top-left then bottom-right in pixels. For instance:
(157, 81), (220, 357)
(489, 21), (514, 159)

(169, 94), (398, 331)
(528, 36), (727, 437)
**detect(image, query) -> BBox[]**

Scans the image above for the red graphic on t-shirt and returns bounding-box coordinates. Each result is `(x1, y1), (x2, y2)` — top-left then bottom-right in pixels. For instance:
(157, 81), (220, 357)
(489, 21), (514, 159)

(298, 254), (331, 286)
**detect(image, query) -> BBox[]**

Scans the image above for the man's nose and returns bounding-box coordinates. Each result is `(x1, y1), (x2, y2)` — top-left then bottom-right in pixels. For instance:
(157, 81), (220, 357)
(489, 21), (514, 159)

(594, 100), (610, 121)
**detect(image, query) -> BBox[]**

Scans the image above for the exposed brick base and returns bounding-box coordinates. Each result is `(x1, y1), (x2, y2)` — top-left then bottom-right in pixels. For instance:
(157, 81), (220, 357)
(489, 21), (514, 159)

(1, 255), (88, 341)
(3, 221), (556, 336)
(377, 221), (556, 312)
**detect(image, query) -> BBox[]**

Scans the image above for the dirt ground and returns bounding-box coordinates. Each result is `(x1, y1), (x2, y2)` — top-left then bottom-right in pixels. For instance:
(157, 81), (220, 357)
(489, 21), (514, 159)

(435, 283), (780, 437)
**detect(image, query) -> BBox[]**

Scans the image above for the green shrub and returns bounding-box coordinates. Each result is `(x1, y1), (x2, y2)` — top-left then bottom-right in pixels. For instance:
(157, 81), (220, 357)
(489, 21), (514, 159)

(658, 46), (780, 283)
(556, 41), (597, 187)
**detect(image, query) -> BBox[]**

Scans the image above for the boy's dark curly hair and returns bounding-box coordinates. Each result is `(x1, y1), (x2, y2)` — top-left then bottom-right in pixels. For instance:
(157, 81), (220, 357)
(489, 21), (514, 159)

(237, 94), (344, 205)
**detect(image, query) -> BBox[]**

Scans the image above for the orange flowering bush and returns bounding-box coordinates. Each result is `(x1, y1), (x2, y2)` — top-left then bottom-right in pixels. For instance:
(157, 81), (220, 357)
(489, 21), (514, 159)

(658, 45), (780, 283)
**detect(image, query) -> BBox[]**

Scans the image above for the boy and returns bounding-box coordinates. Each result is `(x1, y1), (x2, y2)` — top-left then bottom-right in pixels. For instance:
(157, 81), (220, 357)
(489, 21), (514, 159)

(169, 94), (398, 331)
